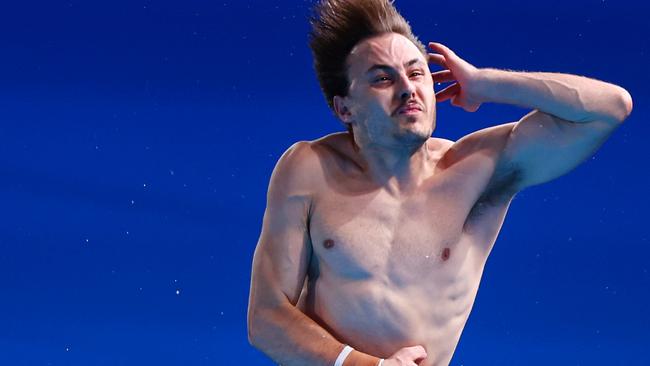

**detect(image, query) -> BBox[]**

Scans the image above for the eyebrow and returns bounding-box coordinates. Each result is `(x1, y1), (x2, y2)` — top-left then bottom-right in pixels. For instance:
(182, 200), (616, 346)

(365, 58), (424, 74)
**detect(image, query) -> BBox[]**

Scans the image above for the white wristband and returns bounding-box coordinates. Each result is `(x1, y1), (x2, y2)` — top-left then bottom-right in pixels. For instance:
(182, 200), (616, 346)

(378, 359), (385, 366)
(334, 345), (354, 366)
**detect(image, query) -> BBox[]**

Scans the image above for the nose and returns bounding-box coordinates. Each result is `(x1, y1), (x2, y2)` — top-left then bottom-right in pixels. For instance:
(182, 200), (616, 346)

(397, 75), (416, 101)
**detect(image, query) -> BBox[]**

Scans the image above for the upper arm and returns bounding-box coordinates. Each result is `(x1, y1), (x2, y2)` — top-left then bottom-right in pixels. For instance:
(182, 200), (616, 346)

(452, 108), (625, 206)
(501, 109), (622, 191)
(248, 141), (317, 326)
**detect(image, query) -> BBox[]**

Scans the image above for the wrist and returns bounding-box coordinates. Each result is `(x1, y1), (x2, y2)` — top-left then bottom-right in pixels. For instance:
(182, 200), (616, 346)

(342, 349), (382, 366)
(469, 67), (504, 104)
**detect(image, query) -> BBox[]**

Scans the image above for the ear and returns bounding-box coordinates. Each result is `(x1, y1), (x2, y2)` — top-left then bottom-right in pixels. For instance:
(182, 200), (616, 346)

(333, 95), (353, 124)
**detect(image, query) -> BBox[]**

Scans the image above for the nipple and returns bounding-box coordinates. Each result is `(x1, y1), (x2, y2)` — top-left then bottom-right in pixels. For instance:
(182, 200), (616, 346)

(323, 239), (335, 249)
(441, 247), (451, 261)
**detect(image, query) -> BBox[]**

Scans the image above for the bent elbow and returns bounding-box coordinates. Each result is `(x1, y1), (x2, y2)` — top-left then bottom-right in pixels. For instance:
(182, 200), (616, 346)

(248, 329), (257, 347)
(247, 310), (259, 346)
(615, 88), (633, 123)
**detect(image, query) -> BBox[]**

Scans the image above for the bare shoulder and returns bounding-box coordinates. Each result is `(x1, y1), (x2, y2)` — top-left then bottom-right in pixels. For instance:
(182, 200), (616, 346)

(270, 133), (349, 196)
(436, 124), (515, 171)
(428, 136), (455, 155)
(268, 140), (321, 199)
(435, 124), (521, 207)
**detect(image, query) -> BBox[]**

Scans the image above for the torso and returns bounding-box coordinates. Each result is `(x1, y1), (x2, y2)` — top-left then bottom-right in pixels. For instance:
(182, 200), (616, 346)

(297, 132), (517, 366)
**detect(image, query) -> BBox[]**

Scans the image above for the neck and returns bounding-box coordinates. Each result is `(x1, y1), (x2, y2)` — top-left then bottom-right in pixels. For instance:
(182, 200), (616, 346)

(353, 134), (434, 197)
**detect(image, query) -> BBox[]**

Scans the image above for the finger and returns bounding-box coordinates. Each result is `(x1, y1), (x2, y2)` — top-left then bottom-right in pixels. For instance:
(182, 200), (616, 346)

(410, 345), (427, 354)
(435, 82), (460, 103)
(428, 42), (455, 58)
(431, 70), (454, 84)
(412, 345), (427, 360)
(427, 53), (447, 68)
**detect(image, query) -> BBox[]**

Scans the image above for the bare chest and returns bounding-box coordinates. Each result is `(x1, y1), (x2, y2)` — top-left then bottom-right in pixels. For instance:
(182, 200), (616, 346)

(308, 182), (485, 288)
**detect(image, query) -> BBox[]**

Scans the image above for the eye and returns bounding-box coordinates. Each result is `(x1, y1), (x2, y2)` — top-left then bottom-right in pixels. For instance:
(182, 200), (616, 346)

(373, 75), (392, 84)
(410, 71), (424, 78)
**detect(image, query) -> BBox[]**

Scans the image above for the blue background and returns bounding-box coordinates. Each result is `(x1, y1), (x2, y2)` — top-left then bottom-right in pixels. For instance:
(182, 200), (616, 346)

(1, 0), (648, 365)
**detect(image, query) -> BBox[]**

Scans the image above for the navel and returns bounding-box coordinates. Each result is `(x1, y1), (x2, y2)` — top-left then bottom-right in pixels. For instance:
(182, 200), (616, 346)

(323, 239), (335, 249)
(441, 247), (451, 261)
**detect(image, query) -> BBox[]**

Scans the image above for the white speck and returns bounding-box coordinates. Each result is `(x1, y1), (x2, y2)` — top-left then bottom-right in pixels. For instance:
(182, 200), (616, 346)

(425, 255), (430, 259)
(139, 287), (143, 291)
(176, 289), (181, 295)
(143, 183), (147, 187)
(95, 145), (99, 150)
(65, 346), (71, 352)
(130, 200), (135, 205)
(169, 170), (174, 176)
(85, 238), (89, 243)
(174, 279), (178, 283)
(220, 311), (224, 315)
(126, 231), (129, 235)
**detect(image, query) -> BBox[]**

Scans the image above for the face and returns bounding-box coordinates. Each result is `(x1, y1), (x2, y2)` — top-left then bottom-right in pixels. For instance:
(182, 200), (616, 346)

(334, 32), (436, 149)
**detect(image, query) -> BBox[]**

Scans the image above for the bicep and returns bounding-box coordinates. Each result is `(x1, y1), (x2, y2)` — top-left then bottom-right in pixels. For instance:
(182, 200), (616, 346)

(503, 109), (619, 190)
(248, 141), (316, 316)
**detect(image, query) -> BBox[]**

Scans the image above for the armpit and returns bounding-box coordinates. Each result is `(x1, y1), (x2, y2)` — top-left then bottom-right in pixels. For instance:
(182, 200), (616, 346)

(468, 164), (521, 220)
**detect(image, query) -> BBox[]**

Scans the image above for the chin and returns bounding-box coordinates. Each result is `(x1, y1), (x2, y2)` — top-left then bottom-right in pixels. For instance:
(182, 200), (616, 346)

(394, 128), (430, 146)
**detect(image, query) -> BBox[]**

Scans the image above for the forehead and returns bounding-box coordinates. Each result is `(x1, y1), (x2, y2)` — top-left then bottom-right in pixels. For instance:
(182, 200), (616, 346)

(347, 32), (425, 75)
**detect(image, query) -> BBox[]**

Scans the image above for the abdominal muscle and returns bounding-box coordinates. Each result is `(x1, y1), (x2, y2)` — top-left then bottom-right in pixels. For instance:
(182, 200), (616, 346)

(299, 233), (488, 366)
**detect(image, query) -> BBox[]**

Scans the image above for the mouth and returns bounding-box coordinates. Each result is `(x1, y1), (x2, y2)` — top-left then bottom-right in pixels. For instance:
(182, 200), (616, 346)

(396, 103), (423, 115)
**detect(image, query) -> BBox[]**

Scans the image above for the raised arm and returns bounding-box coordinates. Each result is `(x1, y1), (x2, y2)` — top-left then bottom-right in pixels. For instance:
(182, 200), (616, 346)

(427, 42), (633, 193)
(247, 141), (380, 366)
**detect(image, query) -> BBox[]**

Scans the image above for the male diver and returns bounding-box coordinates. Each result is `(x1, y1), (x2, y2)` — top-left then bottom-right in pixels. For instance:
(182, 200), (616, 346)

(247, 1), (633, 365)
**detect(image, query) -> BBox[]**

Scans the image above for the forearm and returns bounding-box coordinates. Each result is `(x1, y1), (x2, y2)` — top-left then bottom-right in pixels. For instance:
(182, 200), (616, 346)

(250, 303), (380, 366)
(472, 68), (633, 124)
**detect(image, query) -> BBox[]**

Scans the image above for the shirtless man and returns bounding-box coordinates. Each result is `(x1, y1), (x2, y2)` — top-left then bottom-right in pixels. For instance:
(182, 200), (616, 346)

(247, 1), (633, 365)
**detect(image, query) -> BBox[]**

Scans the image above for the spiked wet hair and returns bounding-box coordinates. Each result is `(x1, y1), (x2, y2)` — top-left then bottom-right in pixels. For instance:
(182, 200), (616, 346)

(308, 0), (426, 123)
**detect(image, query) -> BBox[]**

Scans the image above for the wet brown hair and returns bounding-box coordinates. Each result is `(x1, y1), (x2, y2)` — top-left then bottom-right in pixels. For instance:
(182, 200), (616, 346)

(308, 0), (426, 133)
